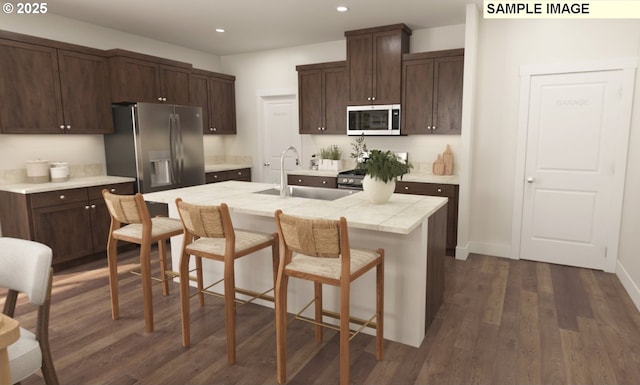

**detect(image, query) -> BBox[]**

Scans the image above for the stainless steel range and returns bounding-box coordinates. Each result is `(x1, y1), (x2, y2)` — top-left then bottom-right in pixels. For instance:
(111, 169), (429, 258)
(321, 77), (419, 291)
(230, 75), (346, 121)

(337, 169), (366, 190)
(337, 151), (408, 190)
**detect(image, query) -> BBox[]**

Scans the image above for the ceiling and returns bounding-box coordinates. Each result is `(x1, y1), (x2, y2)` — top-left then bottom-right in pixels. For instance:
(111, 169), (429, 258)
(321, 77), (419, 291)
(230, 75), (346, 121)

(48, 0), (479, 56)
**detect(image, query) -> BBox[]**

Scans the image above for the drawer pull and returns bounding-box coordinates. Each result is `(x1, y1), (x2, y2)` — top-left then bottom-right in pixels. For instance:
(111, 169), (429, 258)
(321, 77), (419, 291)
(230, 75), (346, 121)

(59, 195), (65, 200)
(110, 188), (116, 193)
(404, 186), (409, 190)
(238, 172), (242, 175)
(298, 179), (302, 183)
(84, 205), (90, 210)
(437, 188), (442, 193)
(322, 180), (327, 184)
(91, 204), (96, 209)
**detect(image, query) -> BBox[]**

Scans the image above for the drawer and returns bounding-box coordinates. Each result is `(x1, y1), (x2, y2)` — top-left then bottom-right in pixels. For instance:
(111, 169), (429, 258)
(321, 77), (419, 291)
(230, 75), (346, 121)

(206, 171), (229, 183)
(88, 182), (135, 200)
(230, 168), (251, 181)
(288, 175), (337, 188)
(395, 181), (457, 197)
(30, 188), (88, 209)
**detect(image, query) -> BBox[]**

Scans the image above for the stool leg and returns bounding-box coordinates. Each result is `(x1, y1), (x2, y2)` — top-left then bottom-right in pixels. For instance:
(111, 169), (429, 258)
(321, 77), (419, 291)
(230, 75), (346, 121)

(223, 258), (237, 365)
(140, 240), (154, 333)
(275, 273), (289, 384)
(106, 236), (119, 320)
(339, 281), (350, 385)
(179, 249), (191, 347)
(376, 250), (384, 361)
(195, 256), (204, 307)
(314, 282), (323, 342)
(158, 239), (170, 296)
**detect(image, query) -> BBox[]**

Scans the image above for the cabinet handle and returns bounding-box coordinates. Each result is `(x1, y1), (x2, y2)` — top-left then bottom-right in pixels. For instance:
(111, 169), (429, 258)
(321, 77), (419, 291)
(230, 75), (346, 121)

(237, 172), (242, 175)
(317, 127), (322, 131)
(427, 126), (432, 130)
(59, 195), (65, 200)
(432, 126), (436, 130)
(367, 97), (371, 101)
(66, 125), (71, 130)
(372, 97), (376, 101)
(60, 125), (65, 130)
(158, 97), (167, 102)
(322, 127), (325, 131)
(404, 186), (409, 190)
(110, 188), (116, 193)
(322, 180), (327, 184)
(84, 205), (90, 210)
(210, 127), (217, 132)
(91, 204), (96, 209)
(298, 179), (302, 183)
(437, 188), (442, 193)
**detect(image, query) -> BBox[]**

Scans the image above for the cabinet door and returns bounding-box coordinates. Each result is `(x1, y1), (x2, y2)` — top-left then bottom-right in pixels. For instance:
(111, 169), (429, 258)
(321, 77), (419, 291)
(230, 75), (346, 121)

(372, 30), (404, 104)
(209, 76), (236, 134)
(0, 40), (64, 133)
(110, 56), (159, 103)
(159, 64), (190, 105)
(322, 66), (349, 134)
(402, 58), (434, 135)
(189, 72), (211, 134)
(347, 33), (373, 105)
(32, 202), (93, 265)
(57, 50), (113, 134)
(229, 168), (251, 181)
(432, 56), (464, 135)
(298, 69), (322, 134)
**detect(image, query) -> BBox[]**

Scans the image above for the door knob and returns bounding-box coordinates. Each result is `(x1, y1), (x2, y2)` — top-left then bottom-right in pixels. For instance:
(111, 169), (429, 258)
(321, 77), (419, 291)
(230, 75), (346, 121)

(527, 176), (535, 183)
(264, 162), (271, 166)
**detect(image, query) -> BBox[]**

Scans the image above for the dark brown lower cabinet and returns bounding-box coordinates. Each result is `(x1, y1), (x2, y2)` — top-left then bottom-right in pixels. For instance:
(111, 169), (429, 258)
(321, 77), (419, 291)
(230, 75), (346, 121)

(396, 181), (459, 255)
(205, 168), (251, 184)
(0, 182), (134, 268)
(287, 174), (337, 188)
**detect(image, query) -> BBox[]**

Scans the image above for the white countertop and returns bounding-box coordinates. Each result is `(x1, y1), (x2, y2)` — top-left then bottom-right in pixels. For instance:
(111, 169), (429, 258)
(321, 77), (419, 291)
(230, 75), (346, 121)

(144, 180), (447, 235)
(287, 169), (459, 184)
(0, 176), (136, 194)
(205, 163), (252, 173)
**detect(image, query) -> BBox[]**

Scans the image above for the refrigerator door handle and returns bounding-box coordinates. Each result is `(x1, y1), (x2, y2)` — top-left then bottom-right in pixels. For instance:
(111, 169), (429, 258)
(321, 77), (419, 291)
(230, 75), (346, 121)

(169, 113), (178, 185)
(175, 113), (185, 183)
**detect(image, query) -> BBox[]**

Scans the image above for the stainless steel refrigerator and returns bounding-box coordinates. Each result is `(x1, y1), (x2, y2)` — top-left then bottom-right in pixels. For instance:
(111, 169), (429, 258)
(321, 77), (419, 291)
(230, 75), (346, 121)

(104, 102), (205, 200)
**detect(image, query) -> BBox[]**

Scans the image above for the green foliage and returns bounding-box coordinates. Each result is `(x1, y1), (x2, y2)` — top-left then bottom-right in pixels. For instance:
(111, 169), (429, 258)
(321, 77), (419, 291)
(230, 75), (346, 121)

(357, 149), (413, 183)
(319, 145), (342, 160)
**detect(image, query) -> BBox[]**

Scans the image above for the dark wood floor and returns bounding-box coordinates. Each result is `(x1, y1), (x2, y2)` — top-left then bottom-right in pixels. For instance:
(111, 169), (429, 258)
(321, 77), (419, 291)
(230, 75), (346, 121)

(6, 249), (640, 385)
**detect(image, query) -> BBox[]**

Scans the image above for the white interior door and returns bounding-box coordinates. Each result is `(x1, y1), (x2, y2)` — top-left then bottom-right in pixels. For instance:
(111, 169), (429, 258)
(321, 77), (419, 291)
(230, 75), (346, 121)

(257, 93), (301, 184)
(519, 69), (631, 270)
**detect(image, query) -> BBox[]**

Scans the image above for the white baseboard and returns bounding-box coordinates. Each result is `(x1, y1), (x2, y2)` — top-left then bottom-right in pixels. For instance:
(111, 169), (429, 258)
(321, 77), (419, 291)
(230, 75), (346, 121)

(467, 241), (513, 259)
(616, 260), (640, 312)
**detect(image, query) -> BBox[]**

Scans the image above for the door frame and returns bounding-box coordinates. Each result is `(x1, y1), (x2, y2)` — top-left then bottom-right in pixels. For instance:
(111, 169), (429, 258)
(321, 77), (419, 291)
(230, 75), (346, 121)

(511, 58), (636, 273)
(255, 88), (298, 183)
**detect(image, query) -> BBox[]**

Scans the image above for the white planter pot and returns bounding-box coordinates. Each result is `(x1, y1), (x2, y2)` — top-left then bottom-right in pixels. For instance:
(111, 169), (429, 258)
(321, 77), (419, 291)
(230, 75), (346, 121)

(319, 159), (342, 171)
(362, 175), (396, 204)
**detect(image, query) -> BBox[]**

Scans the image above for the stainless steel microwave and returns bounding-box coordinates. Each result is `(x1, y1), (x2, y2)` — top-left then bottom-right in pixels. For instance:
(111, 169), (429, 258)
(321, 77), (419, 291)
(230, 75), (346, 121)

(347, 104), (401, 136)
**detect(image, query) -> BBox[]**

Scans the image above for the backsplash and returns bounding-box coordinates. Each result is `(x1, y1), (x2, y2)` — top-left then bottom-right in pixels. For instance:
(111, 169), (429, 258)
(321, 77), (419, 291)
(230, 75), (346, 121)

(0, 163), (104, 185)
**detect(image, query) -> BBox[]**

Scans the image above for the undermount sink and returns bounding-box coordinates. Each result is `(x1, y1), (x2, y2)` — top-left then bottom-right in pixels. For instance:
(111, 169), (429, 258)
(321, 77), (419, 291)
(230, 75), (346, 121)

(256, 185), (355, 201)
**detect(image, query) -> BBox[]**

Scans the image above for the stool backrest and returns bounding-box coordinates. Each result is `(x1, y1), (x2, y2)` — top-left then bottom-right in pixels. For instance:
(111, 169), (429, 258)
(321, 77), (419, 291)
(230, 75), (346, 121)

(275, 211), (345, 258)
(102, 190), (149, 225)
(175, 199), (231, 239)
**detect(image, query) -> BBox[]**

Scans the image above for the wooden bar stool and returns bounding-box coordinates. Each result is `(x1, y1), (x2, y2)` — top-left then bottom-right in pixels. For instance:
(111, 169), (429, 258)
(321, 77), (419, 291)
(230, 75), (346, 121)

(102, 190), (184, 333)
(273, 210), (384, 385)
(175, 198), (278, 364)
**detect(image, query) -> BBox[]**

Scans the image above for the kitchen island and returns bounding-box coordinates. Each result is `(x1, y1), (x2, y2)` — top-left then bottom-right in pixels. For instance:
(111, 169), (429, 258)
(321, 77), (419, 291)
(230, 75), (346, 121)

(144, 181), (447, 347)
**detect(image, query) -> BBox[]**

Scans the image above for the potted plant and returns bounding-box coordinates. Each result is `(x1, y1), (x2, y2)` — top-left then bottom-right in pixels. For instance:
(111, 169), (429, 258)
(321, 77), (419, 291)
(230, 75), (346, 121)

(318, 145), (343, 171)
(357, 149), (412, 204)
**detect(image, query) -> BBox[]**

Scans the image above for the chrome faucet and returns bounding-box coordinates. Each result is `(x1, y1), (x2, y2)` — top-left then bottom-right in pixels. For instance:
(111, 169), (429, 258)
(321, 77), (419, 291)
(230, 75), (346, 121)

(280, 146), (299, 197)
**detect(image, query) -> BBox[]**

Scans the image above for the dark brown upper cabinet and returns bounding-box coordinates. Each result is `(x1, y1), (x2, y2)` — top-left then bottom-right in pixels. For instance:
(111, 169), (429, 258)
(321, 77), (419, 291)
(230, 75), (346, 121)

(402, 49), (464, 135)
(0, 33), (113, 134)
(189, 69), (236, 134)
(345, 24), (411, 105)
(108, 49), (191, 105)
(296, 61), (348, 134)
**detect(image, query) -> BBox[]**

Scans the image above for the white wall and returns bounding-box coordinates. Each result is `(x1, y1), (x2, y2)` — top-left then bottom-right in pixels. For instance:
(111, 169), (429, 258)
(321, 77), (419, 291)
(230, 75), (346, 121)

(473, 17), (640, 308)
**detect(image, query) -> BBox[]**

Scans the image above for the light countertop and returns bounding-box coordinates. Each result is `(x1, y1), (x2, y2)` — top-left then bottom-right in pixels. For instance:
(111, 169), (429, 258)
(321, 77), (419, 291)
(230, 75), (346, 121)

(0, 176), (136, 194)
(144, 180), (447, 235)
(205, 163), (252, 173)
(287, 168), (459, 184)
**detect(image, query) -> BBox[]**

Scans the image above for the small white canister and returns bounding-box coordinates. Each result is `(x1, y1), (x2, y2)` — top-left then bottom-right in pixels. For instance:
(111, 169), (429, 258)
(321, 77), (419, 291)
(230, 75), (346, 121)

(50, 162), (70, 182)
(26, 160), (51, 183)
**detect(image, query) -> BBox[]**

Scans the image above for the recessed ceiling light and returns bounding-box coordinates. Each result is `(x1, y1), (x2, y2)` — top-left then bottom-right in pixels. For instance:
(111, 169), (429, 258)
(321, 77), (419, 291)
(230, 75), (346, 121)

(215, 28), (225, 33)
(337, 5), (349, 12)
